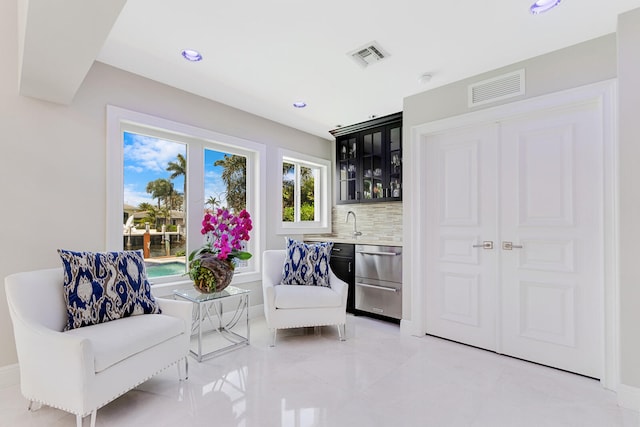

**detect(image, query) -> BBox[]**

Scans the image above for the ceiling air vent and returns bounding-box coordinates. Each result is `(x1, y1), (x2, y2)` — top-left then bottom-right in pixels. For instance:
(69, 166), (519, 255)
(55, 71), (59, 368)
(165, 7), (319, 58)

(468, 69), (525, 107)
(349, 41), (389, 68)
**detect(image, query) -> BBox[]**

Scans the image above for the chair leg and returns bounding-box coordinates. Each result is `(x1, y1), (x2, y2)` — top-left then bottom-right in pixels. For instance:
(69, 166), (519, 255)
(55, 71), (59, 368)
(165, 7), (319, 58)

(177, 356), (189, 381)
(90, 410), (97, 427)
(269, 328), (277, 347)
(337, 324), (346, 341)
(76, 414), (82, 427)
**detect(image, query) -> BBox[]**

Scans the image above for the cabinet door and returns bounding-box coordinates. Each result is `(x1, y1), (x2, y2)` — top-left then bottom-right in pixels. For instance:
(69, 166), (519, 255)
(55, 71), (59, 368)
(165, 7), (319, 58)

(386, 124), (402, 200)
(337, 136), (358, 202)
(330, 243), (355, 312)
(361, 129), (384, 200)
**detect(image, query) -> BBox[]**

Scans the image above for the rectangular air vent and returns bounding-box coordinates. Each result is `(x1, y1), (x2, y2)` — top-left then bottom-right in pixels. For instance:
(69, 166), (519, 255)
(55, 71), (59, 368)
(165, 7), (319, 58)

(348, 41), (389, 68)
(468, 69), (525, 107)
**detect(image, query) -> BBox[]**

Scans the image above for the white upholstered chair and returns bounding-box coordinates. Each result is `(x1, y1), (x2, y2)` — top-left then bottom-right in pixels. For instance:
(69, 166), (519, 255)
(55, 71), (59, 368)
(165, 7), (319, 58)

(5, 268), (192, 427)
(262, 249), (348, 346)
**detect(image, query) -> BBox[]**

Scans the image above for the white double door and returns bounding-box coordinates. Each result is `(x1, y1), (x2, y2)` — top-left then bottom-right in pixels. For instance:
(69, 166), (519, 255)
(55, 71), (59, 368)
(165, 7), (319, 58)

(425, 100), (604, 378)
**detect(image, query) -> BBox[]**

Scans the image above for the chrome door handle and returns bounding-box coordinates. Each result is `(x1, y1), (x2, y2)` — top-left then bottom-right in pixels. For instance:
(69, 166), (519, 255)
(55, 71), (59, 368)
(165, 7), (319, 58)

(502, 241), (523, 250)
(472, 241), (494, 250)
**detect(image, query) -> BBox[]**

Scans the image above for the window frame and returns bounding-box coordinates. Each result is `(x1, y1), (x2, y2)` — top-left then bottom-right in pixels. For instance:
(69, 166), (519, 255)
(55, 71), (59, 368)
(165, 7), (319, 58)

(106, 106), (266, 286)
(277, 148), (331, 235)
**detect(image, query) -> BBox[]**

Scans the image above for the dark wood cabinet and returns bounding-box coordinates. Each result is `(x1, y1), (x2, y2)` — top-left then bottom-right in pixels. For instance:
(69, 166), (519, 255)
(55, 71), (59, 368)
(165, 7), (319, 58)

(329, 243), (355, 313)
(331, 112), (402, 204)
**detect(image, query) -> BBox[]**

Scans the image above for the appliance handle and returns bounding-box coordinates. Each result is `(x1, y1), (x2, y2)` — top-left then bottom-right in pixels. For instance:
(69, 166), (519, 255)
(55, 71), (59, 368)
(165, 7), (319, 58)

(356, 251), (398, 256)
(356, 282), (398, 292)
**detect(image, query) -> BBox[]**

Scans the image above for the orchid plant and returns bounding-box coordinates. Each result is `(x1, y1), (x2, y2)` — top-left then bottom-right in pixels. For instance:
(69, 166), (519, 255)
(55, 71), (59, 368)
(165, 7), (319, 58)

(188, 208), (253, 286)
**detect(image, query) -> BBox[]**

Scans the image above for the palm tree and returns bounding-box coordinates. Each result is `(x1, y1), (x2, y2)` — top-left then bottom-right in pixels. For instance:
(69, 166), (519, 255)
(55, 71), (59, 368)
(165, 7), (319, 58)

(138, 202), (158, 229)
(206, 196), (221, 209)
(167, 154), (187, 234)
(146, 178), (173, 209)
(146, 178), (174, 227)
(166, 153), (186, 210)
(214, 154), (246, 212)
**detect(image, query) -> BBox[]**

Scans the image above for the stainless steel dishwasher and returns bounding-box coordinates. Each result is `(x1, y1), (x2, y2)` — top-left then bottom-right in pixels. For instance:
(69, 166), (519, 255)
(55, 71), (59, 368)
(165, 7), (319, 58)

(355, 245), (402, 320)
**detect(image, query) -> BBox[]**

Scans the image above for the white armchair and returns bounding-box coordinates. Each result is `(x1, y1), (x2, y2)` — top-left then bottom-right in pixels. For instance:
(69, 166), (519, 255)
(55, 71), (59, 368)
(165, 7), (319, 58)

(5, 268), (192, 427)
(262, 249), (348, 346)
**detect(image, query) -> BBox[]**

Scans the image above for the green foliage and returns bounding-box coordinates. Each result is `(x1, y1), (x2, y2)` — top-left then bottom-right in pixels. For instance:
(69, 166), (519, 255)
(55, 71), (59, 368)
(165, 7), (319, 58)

(166, 153), (187, 218)
(283, 206), (294, 222)
(214, 154), (247, 212)
(300, 203), (315, 221)
(282, 163), (315, 222)
(137, 202), (158, 228)
(283, 204), (314, 221)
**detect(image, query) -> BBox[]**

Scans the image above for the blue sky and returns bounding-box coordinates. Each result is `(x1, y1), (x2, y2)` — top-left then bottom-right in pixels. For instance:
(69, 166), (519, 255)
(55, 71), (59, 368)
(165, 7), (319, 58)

(123, 132), (228, 209)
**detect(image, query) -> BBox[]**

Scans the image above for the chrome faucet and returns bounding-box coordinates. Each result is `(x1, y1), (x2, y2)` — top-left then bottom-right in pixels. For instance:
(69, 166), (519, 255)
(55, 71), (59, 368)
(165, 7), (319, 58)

(345, 210), (362, 238)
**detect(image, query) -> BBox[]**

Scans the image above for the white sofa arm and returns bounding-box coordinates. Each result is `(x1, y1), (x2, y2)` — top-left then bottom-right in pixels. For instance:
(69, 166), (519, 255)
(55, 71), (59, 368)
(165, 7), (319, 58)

(11, 315), (93, 404)
(328, 270), (348, 306)
(157, 297), (193, 331)
(262, 250), (284, 320)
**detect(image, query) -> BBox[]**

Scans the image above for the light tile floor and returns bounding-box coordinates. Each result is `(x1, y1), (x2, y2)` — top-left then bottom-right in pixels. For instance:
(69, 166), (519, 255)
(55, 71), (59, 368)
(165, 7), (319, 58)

(1, 315), (638, 427)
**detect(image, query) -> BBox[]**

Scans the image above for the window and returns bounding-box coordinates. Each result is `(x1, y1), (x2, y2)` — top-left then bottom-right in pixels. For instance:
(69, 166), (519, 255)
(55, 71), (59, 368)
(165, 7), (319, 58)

(107, 106), (265, 286)
(283, 161), (316, 222)
(122, 132), (188, 278)
(277, 149), (331, 234)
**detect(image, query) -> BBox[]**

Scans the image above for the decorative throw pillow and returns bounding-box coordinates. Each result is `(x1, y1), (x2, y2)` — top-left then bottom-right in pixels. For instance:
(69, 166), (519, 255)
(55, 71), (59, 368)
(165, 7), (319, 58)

(58, 249), (161, 331)
(281, 238), (333, 287)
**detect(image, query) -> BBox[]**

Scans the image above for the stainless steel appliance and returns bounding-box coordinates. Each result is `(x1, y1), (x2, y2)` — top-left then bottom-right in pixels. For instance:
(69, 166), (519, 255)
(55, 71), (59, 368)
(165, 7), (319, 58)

(355, 245), (402, 320)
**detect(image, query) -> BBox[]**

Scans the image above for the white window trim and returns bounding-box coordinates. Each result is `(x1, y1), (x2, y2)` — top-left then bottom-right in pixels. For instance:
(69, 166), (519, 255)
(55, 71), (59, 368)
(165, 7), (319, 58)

(276, 148), (331, 235)
(106, 105), (266, 285)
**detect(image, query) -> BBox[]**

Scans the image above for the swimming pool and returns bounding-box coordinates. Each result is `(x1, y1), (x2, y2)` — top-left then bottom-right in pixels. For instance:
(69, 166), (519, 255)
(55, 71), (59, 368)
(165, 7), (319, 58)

(145, 261), (186, 278)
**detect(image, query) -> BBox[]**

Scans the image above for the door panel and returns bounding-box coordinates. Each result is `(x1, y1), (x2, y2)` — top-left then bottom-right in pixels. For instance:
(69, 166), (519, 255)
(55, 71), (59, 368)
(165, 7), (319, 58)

(518, 279), (576, 347)
(499, 102), (603, 378)
(425, 124), (498, 350)
(440, 272), (480, 326)
(516, 124), (574, 226)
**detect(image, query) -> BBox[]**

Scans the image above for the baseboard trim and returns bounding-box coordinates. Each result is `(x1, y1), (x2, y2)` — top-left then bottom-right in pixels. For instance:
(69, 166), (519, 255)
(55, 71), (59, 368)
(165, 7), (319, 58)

(0, 364), (20, 389)
(400, 319), (423, 337)
(618, 384), (640, 411)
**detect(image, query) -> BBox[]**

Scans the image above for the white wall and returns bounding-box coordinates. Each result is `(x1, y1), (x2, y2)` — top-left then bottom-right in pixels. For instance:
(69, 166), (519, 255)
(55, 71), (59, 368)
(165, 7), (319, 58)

(0, 0), (331, 368)
(403, 33), (617, 130)
(618, 7), (640, 395)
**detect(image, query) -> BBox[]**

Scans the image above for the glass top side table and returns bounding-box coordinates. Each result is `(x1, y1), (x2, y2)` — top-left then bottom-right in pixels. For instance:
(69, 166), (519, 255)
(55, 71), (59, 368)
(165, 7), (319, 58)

(173, 285), (250, 361)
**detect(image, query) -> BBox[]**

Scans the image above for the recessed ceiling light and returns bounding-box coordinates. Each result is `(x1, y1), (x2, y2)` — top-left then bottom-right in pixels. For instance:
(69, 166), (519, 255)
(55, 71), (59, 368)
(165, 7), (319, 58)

(293, 101), (307, 108)
(418, 73), (433, 84)
(530, 0), (561, 14)
(181, 49), (203, 62)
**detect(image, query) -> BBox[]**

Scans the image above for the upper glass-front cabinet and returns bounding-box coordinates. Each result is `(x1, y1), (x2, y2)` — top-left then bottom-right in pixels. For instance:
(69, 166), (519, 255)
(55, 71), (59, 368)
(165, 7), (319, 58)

(337, 136), (358, 202)
(331, 113), (402, 204)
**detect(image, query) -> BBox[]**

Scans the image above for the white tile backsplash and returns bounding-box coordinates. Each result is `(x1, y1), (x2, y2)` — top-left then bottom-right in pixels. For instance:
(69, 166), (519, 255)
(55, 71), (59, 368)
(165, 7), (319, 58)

(307, 202), (403, 245)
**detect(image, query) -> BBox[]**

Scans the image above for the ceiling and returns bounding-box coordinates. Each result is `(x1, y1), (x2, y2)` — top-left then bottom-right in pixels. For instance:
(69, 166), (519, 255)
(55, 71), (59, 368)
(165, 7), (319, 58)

(18, 0), (640, 139)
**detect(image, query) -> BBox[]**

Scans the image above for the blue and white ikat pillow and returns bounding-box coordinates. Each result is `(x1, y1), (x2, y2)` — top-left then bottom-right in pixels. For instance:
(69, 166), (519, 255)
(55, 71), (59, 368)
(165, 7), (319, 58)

(58, 249), (161, 331)
(281, 238), (333, 287)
